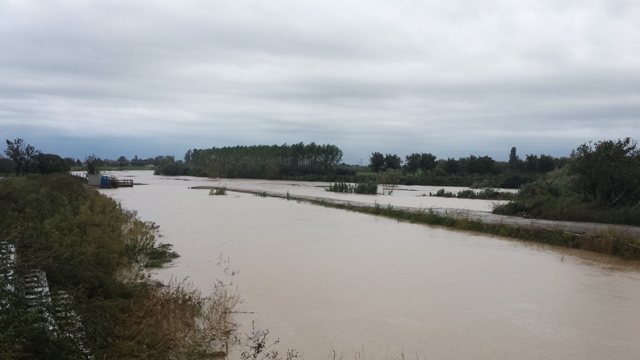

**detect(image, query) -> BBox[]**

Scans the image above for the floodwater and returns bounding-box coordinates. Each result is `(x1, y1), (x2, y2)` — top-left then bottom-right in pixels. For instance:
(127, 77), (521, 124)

(103, 171), (640, 359)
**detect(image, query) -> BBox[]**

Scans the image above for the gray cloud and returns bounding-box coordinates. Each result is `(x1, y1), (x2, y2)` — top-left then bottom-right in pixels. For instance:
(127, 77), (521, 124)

(1, 0), (639, 163)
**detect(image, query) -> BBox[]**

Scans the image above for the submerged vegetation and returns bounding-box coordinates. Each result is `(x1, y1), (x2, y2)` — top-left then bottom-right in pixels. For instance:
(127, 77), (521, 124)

(0, 174), (239, 359)
(431, 188), (515, 200)
(210, 186), (228, 196)
(325, 181), (378, 194)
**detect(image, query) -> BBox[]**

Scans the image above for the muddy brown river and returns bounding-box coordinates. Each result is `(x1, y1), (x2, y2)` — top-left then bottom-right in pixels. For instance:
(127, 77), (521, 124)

(102, 171), (640, 359)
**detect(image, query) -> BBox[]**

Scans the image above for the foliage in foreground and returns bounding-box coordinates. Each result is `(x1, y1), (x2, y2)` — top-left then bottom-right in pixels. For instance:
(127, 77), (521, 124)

(0, 174), (238, 359)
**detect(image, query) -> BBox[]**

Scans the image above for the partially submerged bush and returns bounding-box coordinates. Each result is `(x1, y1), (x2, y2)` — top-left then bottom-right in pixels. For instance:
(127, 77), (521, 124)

(210, 187), (227, 196)
(430, 188), (514, 200)
(325, 181), (378, 194)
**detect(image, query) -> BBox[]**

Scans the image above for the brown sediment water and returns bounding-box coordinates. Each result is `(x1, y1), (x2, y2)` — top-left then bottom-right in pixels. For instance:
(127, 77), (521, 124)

(103, 171), (640, 359)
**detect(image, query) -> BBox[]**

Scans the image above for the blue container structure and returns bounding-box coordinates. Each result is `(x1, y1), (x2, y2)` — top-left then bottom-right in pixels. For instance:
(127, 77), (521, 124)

(101, 175), (109, 187)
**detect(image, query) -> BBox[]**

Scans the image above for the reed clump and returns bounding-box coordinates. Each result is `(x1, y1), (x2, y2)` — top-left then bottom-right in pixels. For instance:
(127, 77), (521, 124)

(209, 187), (227, 196)
(325, 181), (378, 194)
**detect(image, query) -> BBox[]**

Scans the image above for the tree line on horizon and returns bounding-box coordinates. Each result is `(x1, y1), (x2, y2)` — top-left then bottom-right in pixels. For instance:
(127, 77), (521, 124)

(369, 148), (564, 175)
(0, 139), (168, 177)
(151, 142), (568, 187)
(155, 142), (345, 179)
(364, 147), (568, 188)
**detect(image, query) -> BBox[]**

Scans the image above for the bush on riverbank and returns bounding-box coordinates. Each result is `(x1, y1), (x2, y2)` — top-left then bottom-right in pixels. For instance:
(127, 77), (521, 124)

(0, 174), (237, 359)
(494, 139), (640, 226)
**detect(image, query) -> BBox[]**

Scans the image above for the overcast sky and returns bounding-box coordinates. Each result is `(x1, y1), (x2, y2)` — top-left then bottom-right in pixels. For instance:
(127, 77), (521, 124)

(1, 0), (639, 164)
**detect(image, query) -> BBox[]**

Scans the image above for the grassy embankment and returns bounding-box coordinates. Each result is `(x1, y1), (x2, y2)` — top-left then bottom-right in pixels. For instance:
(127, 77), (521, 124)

(0, 174), (240, 359)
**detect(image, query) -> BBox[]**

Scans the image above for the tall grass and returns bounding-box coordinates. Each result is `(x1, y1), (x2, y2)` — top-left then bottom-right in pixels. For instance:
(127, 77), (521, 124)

(104, 280), (240, 359)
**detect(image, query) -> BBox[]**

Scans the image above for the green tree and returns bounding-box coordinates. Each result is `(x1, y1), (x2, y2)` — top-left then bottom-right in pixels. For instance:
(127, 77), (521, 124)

(508, 147), (522, 171)
(384, 153), (402, 170)
(369, 152), (385, 173)
(34, 153), (69, 174)
(405, 153), (436, 173)
(476, 155), (496, 174)
(439, 158), (460, 174)
(526, 154), (556, 173)
(404, 153), (421, 173)
(4, 138), (40, 176)
(569, 138), (640, 206)
(85, 154), (99, 174)
(379, 168), (402, 187)
(418, 153), (437, 172)
(538, 154), (556, 173)
(525, 154), (537, 172)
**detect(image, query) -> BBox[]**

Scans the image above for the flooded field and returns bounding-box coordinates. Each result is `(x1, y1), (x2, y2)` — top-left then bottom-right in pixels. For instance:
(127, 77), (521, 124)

(103, 171), (640, 359)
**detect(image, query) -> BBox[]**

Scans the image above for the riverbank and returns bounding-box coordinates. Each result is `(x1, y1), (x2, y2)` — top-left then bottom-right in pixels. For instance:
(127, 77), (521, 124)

(0, 174), (237, 359)
(192, 186), (640, 259)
